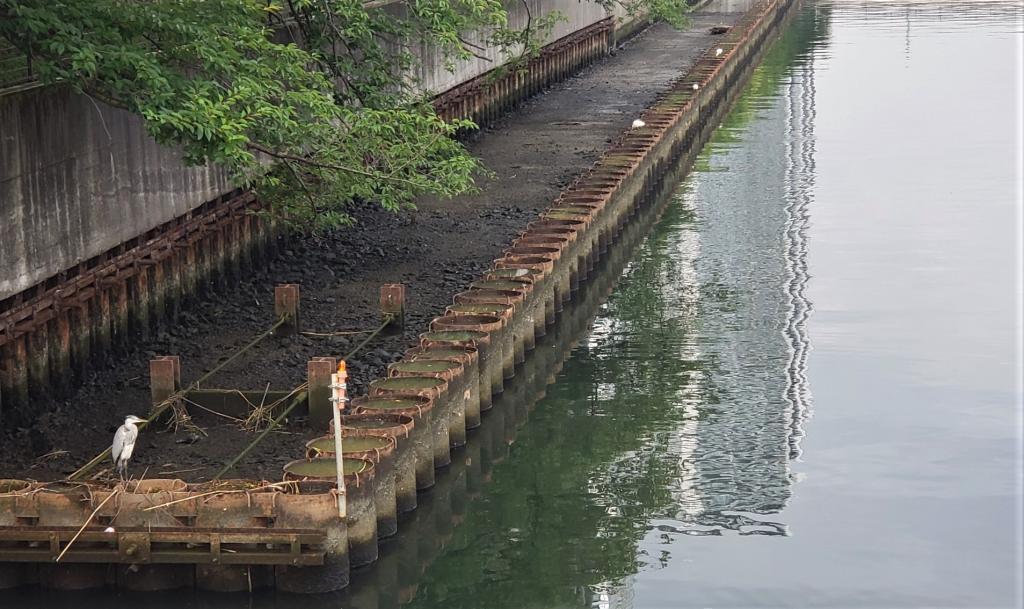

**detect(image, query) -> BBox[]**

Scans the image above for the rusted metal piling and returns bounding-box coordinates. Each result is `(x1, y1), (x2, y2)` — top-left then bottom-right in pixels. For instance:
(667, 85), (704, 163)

(0, 191), (273, 428)
(0, 15), (615, 427)
(0, 0), (796, 594)
(350, 396), (436, 492)
(433, 18), (614, 133)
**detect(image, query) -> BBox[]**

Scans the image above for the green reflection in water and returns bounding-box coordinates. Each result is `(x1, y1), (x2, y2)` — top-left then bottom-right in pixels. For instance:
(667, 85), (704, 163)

(400, 6), (832, 609)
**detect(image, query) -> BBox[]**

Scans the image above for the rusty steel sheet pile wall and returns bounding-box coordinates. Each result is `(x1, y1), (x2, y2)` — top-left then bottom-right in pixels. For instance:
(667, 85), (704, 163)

(0, 0), (620, 306)
(0, 0), (794, 593)
(0, 190), (279, 429)
(403, 0), (615, 96)
(433, 18), (614, 131)
(0, 87), (234, 303)
(0, 18), (616, 429)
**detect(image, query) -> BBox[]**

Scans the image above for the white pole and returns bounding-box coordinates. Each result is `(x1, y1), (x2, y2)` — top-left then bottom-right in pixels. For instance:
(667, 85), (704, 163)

(330, 361), (348, 519)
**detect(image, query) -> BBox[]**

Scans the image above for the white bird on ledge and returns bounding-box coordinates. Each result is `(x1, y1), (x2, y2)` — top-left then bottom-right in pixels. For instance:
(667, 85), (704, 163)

(112, 415), (146, 481)
(631, 119), (646, 129)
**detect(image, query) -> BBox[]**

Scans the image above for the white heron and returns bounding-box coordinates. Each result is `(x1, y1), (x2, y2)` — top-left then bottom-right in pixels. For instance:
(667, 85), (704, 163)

(716, 47), (723, 57)
(631, 119), (646, 129)
(112, 415), (146, 480)
(692, 83), (700, 91)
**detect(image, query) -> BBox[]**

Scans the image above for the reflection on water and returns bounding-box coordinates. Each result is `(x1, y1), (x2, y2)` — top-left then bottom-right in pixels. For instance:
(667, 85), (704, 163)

(407, 0), (1019, 606)
(6, 1), (1021, 608)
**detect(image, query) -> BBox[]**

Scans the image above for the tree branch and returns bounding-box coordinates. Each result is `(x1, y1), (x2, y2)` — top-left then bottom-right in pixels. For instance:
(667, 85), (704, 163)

(247, 142), (425, 188)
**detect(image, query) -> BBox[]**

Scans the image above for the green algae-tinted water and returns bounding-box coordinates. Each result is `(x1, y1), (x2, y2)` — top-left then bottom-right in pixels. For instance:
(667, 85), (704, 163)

(307, 435), (390, 454)
(390, 360), (459, 373)
(412, 348), (472, 360)
(542, 211), (588, 221)
(354, 398), (424, 413)
(513, 237), (568, 246)
(447, 303), (511, 315)
(396, 2), (1022, 608)
(284, 457), (372, 478)
(471, 280), (528, 291)
(343, 413), (412, 429)
(421, 330), (486, 342)
(551, 205), (597, 214)
(11, 2), (1020, 608)
(371, 377), (444, 391)
(432, 314), (501, 326)
(487, 268), (537, 278)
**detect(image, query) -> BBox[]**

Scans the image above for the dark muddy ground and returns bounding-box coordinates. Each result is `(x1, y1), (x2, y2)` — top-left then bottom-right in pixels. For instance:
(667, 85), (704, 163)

(0, 8), (746, 484)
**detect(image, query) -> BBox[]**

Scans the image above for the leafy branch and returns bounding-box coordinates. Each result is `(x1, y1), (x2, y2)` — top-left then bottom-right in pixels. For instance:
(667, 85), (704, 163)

(0, 0), (693, 232)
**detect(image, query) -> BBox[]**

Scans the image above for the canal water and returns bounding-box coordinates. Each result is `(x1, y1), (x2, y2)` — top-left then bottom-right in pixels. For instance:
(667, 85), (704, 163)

(389, 2), (1021, 608)
(7, 1), (1020, 608)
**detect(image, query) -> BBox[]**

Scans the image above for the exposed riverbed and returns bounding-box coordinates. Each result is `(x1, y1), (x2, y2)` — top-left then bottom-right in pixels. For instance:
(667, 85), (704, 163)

(4, 0), (1020, 607)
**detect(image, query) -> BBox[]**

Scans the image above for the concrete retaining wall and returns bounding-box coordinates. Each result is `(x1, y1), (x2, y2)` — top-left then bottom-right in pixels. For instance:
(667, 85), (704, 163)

(0, 0), (795, 591)
(0, 2), (623, 426)
(0, 0), (639, 303)
(409, 0), (613, 95)
(0, 87), (232, 301)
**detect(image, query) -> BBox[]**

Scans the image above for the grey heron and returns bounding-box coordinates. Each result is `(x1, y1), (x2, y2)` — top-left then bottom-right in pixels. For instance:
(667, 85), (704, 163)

(112, 415), (146, 480)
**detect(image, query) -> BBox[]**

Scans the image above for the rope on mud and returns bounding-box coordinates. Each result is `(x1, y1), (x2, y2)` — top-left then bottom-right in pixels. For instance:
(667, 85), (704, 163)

(212, 315), (393, 481)
(195, 317), (288, 388)
(300, 328), (377, 337)
(67, 316), (287, 482)
(341, 314), (394, 363)
(212, 387), (308, 482)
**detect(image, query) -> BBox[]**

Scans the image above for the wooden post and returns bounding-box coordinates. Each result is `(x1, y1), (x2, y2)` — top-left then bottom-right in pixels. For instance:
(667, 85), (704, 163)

(50, 311), (72, 393)
(27, 325), (50, 399)
(0, 336), (30, 421)
(274, 284), (300, 336)
(113, 281), (130, 349)
(307, 357), (336, 428)
(211, 227), (227, 293)
(71, 302), (91, 382)
(380, 284), (405, 329)
(150, 356), (180, 410)
(133, 264), (152, 342)
(151, 258), (166, 329)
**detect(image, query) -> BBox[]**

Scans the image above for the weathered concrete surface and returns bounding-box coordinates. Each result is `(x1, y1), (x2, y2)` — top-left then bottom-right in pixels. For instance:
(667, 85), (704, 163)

(2, 2), (754, 481)
(415, 7), (741, 216)
(408, 0), (608, 95)
(0, 86), (232, 301)
(0, 0), (641, 303)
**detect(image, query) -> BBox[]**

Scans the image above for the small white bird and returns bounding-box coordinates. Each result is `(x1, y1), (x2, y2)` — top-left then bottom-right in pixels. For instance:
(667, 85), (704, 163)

(112, 415), (146, 480)
(716, 47), (723, 57)
(631, 119), (646, 129)
(692, 83), (700, 91)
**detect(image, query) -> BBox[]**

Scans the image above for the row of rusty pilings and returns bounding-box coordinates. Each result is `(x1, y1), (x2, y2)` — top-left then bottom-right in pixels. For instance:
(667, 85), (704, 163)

(1, 0), (795, 594)
(433, 18), (615, 134)
(0, 191), (275, 429)
(273, 0), (795, 592)
(0, 15), (614, 430)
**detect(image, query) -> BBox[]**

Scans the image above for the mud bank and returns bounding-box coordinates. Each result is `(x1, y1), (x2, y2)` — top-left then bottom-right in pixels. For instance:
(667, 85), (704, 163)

(1, 4), (752, 483)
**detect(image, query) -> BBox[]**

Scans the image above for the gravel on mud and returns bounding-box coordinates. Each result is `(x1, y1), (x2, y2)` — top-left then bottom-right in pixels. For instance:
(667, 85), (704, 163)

(0, 9), (746, 484)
